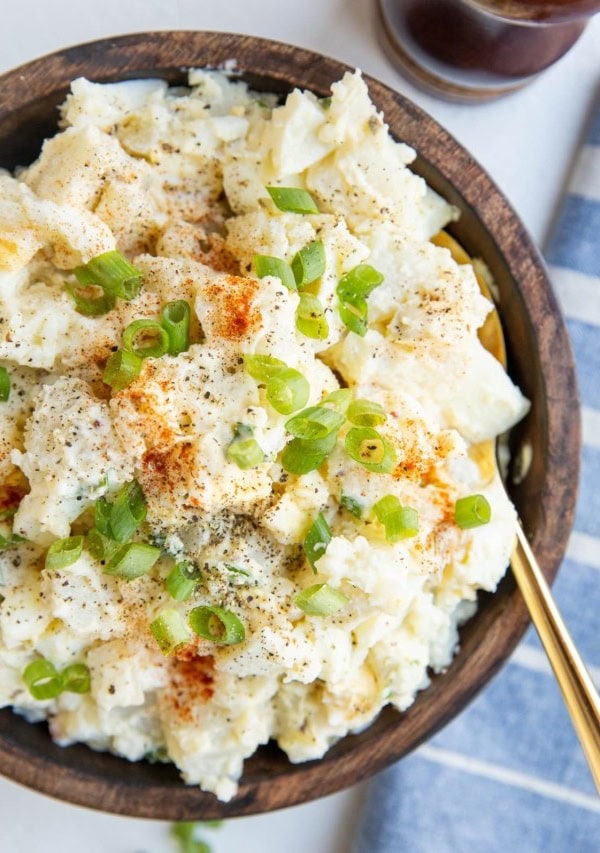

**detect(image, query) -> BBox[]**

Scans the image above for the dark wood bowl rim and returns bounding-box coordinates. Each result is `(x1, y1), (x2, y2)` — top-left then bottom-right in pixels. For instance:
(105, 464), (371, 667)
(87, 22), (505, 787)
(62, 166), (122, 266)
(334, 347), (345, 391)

(0, 31), (580, 820)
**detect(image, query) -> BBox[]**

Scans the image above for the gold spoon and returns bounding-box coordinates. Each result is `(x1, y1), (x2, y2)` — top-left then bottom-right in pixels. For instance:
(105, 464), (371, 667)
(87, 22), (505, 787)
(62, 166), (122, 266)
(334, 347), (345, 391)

(433, 231), (600, 794)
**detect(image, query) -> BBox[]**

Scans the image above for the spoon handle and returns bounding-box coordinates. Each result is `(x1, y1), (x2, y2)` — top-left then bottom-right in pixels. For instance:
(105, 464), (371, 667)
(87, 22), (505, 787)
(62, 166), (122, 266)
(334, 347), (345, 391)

(511, 525), (600, 794)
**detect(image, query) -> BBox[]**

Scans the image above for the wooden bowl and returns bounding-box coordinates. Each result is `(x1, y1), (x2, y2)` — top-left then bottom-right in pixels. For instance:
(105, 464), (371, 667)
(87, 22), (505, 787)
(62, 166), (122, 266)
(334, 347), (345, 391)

(0, 32), (580, 820)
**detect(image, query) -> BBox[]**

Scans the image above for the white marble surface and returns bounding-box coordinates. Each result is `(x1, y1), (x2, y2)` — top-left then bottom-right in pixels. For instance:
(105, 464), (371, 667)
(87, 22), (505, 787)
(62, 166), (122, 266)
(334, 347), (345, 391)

(0, 3), (598, 852)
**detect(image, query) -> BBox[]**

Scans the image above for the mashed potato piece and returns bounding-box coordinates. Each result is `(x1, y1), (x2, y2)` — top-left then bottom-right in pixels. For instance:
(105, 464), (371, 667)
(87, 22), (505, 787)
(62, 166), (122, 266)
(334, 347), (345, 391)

(0, 69), (529, 801)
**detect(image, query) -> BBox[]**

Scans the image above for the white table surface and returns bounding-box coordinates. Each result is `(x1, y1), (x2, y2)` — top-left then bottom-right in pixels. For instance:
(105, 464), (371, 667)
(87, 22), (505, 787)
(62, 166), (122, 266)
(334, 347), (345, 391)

(0, 3), (598, 852)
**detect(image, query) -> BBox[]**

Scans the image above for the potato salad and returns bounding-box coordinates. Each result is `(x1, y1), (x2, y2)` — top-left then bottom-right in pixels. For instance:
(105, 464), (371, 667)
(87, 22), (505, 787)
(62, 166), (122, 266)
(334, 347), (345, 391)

(0, 70), (529, 800)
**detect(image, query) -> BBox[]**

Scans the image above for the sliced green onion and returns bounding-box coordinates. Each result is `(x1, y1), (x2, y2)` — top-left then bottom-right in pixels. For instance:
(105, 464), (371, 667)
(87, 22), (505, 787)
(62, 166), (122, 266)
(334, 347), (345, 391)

(266, 186), (319, 214)
(110, 479), (147, 543)
(165, 561), (201, 601)
(45, 536), (84, 571)
(266, 368), (310, 415)
(171, 821), (220, 851)
(86, 527), (120, 562)
(296, 294), (329, 340)
(60, 663), (91, 694)
(188, 605), (245, 645)
(373, 495), (419, 541)
(321, 388), (352, 414)
(225, 564), (251, 578)
(294, 583), (349, 616)
(291, 240), (326, 288)
(0, 366), (10, 402)
(0, 530), (25, 550)
(104, 542), (161, 580)
(336, 265), (384, 337)
(246, 355), (311, 415)
(454, 494), (492, 529)
(103, 349), (143, 392)
(280, 433), (337, 475)
(320, 96), (332, 110)
(0, 508), (24, 550)
(95, 497), (113, 537)
(336, 264), (384, 300)
(150, 608), (192, 655)
(345, 427), (397, 473)
(161, 300), (191, 356)
(226, 423), (265, 469)
(74, 250), (143, 301)
(243, 353), (288, 381)
(23, 659), (62, 701)
(285, 406), (345, 441)
(340, 494), (363, 518)
(339, 296), (368, 337)
(303, 512), (332, 572)
(65, 282), (116, 317)
(347, 399), (387, 427)
(253, 255), (296, 291)
(122, 319), (170, 359)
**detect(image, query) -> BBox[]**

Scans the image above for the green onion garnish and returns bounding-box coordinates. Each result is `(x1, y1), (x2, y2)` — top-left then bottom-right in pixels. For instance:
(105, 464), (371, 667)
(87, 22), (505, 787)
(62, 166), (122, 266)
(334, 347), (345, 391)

(45, 536), (84, 571)
(171, 821), (220, 852)
(454, 494), (492, 529)
(0, 367), (10, 402)
(160, 300), (191, 356)
(281, 433), (337, 475)
(22, 659), (63, 701)
(109, 479), (147, 543)
(336, 265), (384, 338)
(373, 495), (418, 541)
(150, 609), (192, 656)
(294, 583), (349, 616)
(60, 663), (91, 694)
(303, 512), (332, 572)
(0, 530), (25, 551)
(291, 240), (326, 288)
(244, 355), (310, 415)
(296, 294), (329, 340)
(266, 186), (319, 214)
(103, 349), (143, 391)
(266, 368), (310, 415)
(243, 354), (288, 381)
(165, 561), (201, 601)
(104, 542), (160, 580)
(285, 406), (345, 441)
(338, 296), (368, 337)
(188, 605), (245, 645)
(86, 527), (120, 562)
(320, 96), (332, 110)
(22, 659), (91, 701)
(322, 388), (352, 414)
(122, 319), (170, 360)
(253, 255), (296, 291)
(345, 427), (397, 473)
(225, 564), (251, 578)
(347, 399), (387, 427)
(340, 494), (363, 518)
(74, 250), (143, 301)
(336, 264), (384, 300)
(226, 423), (265, 469)
(65, 283), (116, 317)
(94, 497), (113, 537)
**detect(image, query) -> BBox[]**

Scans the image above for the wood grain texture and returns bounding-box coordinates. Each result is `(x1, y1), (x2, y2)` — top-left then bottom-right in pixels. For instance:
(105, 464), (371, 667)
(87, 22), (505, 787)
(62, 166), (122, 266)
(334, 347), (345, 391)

(0, 31), (581, 820)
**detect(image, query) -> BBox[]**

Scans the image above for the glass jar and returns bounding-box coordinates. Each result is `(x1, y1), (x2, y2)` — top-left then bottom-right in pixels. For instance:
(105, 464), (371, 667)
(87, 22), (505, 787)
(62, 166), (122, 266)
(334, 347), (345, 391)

(377, 0), (600, 101)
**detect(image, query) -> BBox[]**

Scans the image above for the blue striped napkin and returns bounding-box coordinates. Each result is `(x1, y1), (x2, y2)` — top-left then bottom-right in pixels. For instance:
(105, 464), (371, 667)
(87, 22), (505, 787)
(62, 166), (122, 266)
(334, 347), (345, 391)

(355, 99), (600, 853)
